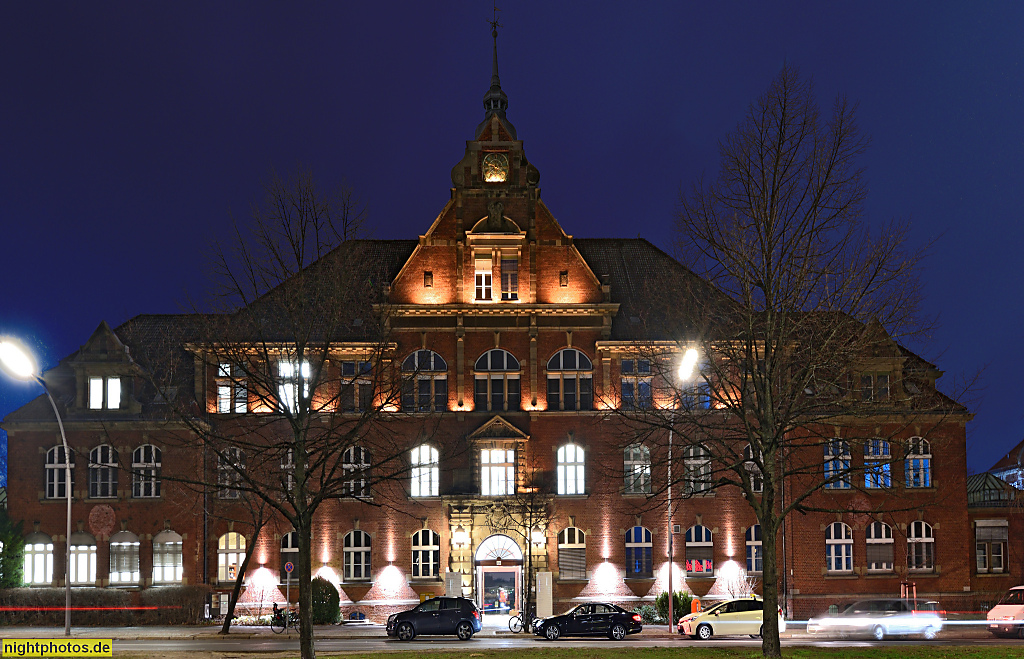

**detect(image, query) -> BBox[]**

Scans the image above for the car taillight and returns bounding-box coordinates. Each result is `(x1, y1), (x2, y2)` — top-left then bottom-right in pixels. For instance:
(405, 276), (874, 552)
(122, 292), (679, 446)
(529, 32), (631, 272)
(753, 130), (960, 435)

(632, 614), (642, 622)
(473, 609), (480, 620)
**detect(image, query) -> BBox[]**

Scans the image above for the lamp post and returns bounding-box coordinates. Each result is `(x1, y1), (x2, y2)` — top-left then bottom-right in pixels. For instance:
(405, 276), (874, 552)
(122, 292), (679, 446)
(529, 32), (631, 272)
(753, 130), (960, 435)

(0, 338), (72, 636)
(668, 348), (699, 631)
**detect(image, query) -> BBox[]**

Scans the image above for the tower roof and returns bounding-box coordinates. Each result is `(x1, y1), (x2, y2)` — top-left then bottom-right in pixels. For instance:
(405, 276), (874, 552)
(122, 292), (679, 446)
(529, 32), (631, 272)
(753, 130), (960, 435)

(476, 23), (516, 140)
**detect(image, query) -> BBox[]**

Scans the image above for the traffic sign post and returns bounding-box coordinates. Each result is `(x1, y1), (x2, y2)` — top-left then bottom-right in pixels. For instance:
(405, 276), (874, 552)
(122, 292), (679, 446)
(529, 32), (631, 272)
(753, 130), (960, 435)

(284, 562), (294, 613)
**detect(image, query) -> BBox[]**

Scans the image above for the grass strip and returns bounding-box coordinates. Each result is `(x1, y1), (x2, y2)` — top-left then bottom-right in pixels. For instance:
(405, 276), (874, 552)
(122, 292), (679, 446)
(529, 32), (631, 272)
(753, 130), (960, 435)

(316, 648), (1024, 659)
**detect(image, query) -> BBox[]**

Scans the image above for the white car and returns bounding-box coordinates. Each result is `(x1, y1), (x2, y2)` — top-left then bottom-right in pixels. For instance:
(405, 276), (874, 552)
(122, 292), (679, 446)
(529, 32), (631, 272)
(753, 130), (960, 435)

(677, 597), (785, 639)
(987, 586), (1024, 638)
(807, 598), (943, 640)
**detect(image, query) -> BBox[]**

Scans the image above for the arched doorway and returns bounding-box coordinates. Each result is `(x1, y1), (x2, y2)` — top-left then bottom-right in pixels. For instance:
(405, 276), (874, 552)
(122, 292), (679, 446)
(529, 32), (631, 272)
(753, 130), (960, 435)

(475, 534), (523, 622)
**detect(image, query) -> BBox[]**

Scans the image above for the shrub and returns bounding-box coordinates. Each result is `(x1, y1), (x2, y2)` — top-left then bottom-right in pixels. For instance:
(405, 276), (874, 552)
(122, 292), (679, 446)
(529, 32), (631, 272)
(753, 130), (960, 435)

(655, 590), (693, 623)
(0, 511), (25, 588)
(0, 588), (132, 626)
(311, 577), (339, 624)
(138, 585), (212, 625)
(632, 604), (661, 624)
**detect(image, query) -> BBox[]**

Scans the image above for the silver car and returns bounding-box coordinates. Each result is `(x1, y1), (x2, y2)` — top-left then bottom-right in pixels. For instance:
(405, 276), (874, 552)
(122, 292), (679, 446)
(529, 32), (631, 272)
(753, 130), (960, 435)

(807, 598), (943, 640)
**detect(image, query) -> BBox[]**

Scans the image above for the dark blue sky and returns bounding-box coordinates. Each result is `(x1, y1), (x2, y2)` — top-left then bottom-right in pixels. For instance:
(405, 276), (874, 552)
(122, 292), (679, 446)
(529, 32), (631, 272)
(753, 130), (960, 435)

(1, 2), (1022, 484)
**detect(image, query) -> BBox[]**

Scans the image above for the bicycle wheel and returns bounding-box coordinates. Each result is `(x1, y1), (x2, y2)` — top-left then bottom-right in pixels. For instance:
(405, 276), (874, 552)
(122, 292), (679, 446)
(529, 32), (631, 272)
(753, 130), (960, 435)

(290, 613), (301, 632)
(270, 616), (285, 634)
(509, 615), (523, 633)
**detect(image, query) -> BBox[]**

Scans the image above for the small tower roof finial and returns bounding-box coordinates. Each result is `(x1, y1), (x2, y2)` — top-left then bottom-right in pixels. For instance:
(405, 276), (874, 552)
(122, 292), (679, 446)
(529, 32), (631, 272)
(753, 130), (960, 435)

(477, 4), (516, 139)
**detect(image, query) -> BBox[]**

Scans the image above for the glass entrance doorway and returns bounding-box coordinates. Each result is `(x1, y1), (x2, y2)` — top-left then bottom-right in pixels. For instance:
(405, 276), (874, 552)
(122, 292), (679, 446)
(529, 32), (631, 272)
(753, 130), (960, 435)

(482, 569), (517, 614)
(474, 534), (524, 626)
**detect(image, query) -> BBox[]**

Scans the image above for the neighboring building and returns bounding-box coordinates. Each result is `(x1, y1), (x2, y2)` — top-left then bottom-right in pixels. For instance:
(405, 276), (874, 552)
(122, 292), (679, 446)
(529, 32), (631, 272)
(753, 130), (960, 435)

(967, 473), (1022, 609)
(1, 32), (983, 621)
(990, 439), (1024, 490)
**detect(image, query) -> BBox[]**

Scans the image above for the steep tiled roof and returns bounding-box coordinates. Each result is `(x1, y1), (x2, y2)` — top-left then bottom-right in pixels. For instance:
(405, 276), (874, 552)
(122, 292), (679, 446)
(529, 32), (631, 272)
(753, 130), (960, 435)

(990, 437), (1024, 473)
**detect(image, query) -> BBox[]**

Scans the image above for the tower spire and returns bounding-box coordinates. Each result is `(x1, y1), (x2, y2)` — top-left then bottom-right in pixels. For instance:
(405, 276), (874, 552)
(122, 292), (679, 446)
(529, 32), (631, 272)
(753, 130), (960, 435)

(478, 5), (514, 139)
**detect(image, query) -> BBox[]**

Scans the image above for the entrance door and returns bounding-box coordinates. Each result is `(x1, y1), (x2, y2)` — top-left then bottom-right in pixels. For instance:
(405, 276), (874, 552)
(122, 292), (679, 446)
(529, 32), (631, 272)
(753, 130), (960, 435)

(482, 569), (517, 614)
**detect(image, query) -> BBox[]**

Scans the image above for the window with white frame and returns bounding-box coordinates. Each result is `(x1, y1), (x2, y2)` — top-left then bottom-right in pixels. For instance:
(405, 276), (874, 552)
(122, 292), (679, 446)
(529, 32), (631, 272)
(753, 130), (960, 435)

(88, 444), (117, 498)
(216, 363), (247, 413)
(401, 350), (448, 412)
(474, 349), (521, 412)
(152, 530), (183, 583)
(905, 437), (932, 488)
(557, 443), (585, 495)
(685, 525), (714, 574)
(45, 446), (74, 500)
(620, 359), (652, 410)
(825, 522), (853, 573)
(864, 439), (891, 488)
(280, 448), (295, 493)
(218, 447), (245, 499)
(475, 257), (493, 301)
(410, 444), (439, 497)
(281, 531), (298, 583)
(88, 376), (121, 410)
(500, 257), (518, 300)
(343, 530), (371, 581)
(217, 532), (245, 582)
(683, 445), (711, 494)
(23, 532), (53, 585)
(744, 444), (763, 493)
(625, 526), (653, 577)
(481, 448), (515, 496)
(907, 520), (934, 572)
(860, 372), (890, 402)
(745, 525), (762, 574)
(69, 532), (97, 585)
(865, 521), (894, 572)
(976, 521), (1007, 574)
(108, 531), (140, 584)
(623, 444), (651, 494)
(342, 446), (371, 497)
(277, 360), (311, 414)
(823, 440), (851, 489)
(340, 360), (373, 412)
(132, 444), (161, 498)
(411, 529), (440, 578)
(546, 349), (593, 411)
(557, 527), (586, 580)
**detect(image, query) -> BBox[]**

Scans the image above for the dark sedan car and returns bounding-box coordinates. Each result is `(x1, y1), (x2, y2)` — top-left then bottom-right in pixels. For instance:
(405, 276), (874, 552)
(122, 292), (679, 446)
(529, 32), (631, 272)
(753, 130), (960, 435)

(386, 596), (482, 641)
(534, 602), (642, 640)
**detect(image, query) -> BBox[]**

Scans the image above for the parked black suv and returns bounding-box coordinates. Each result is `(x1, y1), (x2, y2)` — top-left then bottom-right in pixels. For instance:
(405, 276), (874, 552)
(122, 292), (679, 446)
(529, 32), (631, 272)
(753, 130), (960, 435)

(387, 596), (482, 641)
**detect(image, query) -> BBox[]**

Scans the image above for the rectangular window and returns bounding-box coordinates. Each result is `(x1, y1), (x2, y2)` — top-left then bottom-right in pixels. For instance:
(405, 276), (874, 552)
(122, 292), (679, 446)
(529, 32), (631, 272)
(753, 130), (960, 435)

(500, 258), (518, 300)
(475, 258), (492, 301)
(278, 361), (310, 413)
(481, 448), (515, 496)
(106, 378), (121, 409)
(861, 372), (891, 401)
(89, 377), (103, 409)
(89, 376), (120, 410)
(976, 523), (1008, 574)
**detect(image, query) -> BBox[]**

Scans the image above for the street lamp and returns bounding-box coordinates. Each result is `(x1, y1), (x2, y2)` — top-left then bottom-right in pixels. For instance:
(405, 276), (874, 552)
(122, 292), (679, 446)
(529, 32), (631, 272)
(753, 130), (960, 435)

(668, 347), (700, 631)
(0, 338), (72, 636)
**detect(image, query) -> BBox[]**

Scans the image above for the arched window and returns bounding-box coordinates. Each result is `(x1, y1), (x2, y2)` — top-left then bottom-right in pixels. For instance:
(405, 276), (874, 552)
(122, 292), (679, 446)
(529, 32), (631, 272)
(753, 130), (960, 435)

(906, 437), (932, 488)
(23, 532), (53, 585)
(69, 532), (97, 585)
(88, 445), (118, 498)
(410, 444), (439, 497)
(864, 439), (891, 488)
(908, 520), (935, 572)
(624, 444), (651, 494)
(546, 349), (593, 411)
(481, 448), (515, 496)
(411, 529), (440, 579)
(474, 349), (521, 412)
(745, 525), (762, 573)
(556, 444), (585, 495)
(624, 526), (653, 578)
(865, 521), (894, 572)
(218, 447), (245, 499)
(217, 532), (245, 582)
(132, 444), (161, 498)
(557, 527), (586, 580)
(343, 530), (371, 581)
(683, 445), (711, 494)
(109, 531), (140, 584)
(342, 446), (371, 497)
(823, 440), (851, 489)
(152, 530), (183, 583)
(402, 350), (448, 412)
(45, 446), (74, 500)
(685, 525), (713, 573)
(744, 445), (763, 493)
(825, 522), (853, 573)
(281, 531), (298, 583)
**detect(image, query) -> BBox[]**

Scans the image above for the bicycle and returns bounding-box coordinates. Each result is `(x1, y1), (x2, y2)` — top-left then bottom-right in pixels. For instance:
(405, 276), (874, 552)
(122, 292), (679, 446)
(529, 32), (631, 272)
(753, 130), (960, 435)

(270, 609), (300, 634)
(509, 607), (538, 633)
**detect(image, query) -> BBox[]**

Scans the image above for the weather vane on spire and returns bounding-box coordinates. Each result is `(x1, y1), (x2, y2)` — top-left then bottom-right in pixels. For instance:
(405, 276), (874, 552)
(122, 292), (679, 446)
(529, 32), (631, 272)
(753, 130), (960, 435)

(490, 3), (502, 32)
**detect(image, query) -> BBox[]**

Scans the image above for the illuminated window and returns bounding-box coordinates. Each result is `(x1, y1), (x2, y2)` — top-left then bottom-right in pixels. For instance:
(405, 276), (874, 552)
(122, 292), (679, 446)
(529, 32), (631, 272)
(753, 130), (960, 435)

(69, 532), (97, 585)
(132, 444), (161, 498)
(23, 532), (53, 585)
(45, 446), (74, 499)
(474, 349), (521, 412)
(216, 363), (247, 414)
(411, 529), (441, 579)
(683, 445), (711, 494)
(481, 448), (515, 496)
(411, 444), (439, 497)
(546, 349), (593, 411)
(860, 372), (890, 401)
(281, 531), (298, 583)
(342, 446), (371, 497)
(109, 531), (140, 584)
(976, 521), (1007, 574)
(343, 530), (371, 581)
(623, 444), (651, 494)
(557, 527), (586, 580)
(88, 444), (118, 498)
(907, 520), (934, 572)
(825, 522), (853, 573)
(745, 525), (762, 574)
(475, 258), (493, 301)
(556, 443), (585, 495)
(217, 532), (245, 582)
(864, 439), (891, 488)
(905, 437), (931, 488)
(685, 525), (713, 574)
(277, 361), (310, 414)
(744, 444), (763, 493)
(218, 447), (245, 499)
(153, 530), (183, 583)
(625, 526), (653, 578)
(88, 376), (121, 410)
(823, 440), (851, 489)
(500, 258), (518, 300)
(865, 521), (893, 572)
(401, 350), (448, 412)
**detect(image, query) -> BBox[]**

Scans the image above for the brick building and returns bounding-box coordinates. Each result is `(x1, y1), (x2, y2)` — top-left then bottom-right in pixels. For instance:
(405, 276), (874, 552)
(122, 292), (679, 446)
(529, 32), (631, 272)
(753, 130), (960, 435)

(2, 33), (990, 622)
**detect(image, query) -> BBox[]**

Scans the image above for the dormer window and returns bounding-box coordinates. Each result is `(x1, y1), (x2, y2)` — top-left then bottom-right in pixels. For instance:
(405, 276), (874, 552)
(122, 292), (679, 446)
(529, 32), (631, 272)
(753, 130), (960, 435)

(475, 257), (493, 301)
(89, 376), (121, 410)
(500, 257), (518, 300)
(860, 372), (890, 401)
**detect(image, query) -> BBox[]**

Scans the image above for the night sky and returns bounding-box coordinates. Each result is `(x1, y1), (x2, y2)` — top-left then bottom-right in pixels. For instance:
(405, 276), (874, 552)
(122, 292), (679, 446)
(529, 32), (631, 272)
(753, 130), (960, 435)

(2, 2), (1022, 485)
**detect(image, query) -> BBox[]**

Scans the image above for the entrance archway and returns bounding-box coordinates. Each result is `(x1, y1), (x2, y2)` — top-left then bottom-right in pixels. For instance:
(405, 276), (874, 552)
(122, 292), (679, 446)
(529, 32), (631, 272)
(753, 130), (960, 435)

(475, 534), (523, 623)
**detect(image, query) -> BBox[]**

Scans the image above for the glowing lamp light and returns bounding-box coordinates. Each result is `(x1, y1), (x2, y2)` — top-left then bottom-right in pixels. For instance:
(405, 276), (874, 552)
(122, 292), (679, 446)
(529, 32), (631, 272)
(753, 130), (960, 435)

(530, 526), (546, 547)
(377, 565), (406, 600)
(453, 525), (469, 547)
(678, 348), (699, 382)
(315, 566), (341, 592)
(0, 339), (38, 380)
(592, 562), (621, 596)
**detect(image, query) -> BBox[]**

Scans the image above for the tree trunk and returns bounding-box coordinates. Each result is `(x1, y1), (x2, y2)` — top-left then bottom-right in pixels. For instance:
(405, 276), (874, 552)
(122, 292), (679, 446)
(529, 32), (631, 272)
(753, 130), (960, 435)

(297, 519), (315, 659)
(219, 529), (260, 635)
(759, 515), (782, 658)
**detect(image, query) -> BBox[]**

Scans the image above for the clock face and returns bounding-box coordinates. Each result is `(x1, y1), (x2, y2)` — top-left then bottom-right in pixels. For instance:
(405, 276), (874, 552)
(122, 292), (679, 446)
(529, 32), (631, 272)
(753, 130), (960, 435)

(483, 153), (509, 183)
